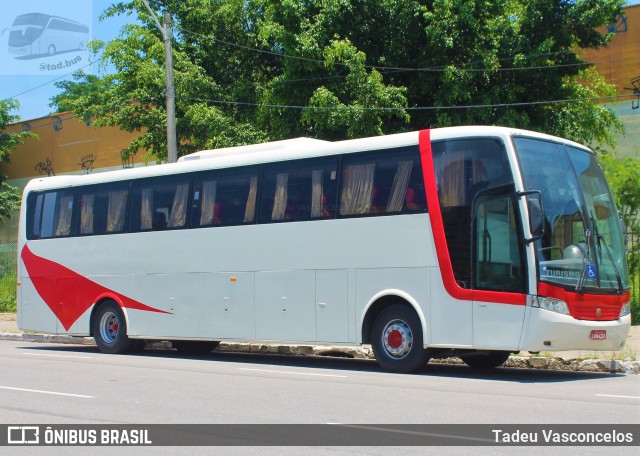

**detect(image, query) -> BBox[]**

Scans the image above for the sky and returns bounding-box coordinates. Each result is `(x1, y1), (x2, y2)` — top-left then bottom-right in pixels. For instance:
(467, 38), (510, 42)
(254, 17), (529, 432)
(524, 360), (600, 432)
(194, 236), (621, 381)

(1, 0), (640, 123)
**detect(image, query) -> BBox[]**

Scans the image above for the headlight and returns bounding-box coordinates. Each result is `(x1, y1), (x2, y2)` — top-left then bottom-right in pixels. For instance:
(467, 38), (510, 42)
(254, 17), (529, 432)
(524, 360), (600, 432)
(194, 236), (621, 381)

(532, 296), (570, 315)
(620, 302), (631, 317)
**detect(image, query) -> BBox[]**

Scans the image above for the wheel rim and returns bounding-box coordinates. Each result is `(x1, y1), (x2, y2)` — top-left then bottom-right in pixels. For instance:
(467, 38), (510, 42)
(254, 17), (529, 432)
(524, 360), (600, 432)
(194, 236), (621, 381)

(99, 311), (119, 344)
(381, 319), (413, 359)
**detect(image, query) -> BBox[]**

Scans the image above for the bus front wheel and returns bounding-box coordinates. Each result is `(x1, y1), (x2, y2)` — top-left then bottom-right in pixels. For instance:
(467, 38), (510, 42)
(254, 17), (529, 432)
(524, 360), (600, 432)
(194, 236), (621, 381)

(371, 304), (429, 373)
(47, 45), (56, 56)
(92, 301), (135, 354)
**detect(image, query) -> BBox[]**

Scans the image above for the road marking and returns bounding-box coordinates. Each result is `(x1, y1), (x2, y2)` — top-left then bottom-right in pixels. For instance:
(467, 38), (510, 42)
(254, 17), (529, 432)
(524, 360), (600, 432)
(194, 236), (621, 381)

(596, 394), (640, 400)
(239, 368), (347, 378)
(0, 386), (93, 399)
(23, 353), (93, 359)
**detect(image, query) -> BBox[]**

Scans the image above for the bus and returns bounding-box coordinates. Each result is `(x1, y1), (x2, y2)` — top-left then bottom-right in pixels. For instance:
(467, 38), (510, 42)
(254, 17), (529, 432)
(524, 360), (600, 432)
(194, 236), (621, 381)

(5, 13), (89, 57)
(17, 127), (632, 373)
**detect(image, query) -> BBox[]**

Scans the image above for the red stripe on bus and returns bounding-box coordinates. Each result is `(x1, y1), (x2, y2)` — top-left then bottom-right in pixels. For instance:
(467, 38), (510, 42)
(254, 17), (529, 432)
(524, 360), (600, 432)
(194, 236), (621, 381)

(418, 129), (526, 305)
(21, 245), (171, 331)
(538, 282), (628, 320)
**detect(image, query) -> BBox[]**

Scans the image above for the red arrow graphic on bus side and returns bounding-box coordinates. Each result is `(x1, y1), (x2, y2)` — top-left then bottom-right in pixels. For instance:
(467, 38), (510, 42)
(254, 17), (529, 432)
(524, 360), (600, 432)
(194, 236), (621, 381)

(21, 245), (171, 331)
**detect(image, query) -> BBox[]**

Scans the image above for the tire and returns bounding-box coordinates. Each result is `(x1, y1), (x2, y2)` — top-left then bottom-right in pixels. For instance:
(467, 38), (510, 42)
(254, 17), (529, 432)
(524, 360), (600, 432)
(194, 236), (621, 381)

(92, 301), (135, 354)
(371, 304), (429, 373)
(173, 341), (220, 354)
(48, 45), (56, 56)
(460, 351), (511, 369)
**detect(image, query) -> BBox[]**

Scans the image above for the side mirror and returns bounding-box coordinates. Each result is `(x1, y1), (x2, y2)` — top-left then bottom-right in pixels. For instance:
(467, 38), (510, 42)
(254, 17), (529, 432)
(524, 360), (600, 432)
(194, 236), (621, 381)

(518, 190), (544, 244)
(619, 212), (628, 253)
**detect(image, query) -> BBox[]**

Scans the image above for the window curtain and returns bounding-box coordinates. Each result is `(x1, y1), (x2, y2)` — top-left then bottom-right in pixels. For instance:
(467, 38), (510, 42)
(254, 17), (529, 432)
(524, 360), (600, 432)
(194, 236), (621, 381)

(55, 194), (74, 236)
(340, 163), (375, 215)
(80, 193), (95, 234)
(440, 152), (465, 207)
(107, 190), (128, 232)
(199, 181), (217, 226)
(271, 173), (289, 221)
(244, 176), (258, 223)
(386, 160), (413, 213)
(140, 188), (154, 230)
(311, 170), (324, 218)
(168, 183), (189, 228)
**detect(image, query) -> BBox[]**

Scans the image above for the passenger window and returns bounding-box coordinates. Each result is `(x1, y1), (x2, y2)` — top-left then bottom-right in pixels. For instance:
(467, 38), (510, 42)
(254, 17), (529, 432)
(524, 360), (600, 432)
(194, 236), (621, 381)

(339, 146), (425, 216)
(130, 176), (190, 231)
(190, 167), (259, 227)
(259, 159), (338, 223)
(77, 182), (129, 235)
(28, 190), (75, 239)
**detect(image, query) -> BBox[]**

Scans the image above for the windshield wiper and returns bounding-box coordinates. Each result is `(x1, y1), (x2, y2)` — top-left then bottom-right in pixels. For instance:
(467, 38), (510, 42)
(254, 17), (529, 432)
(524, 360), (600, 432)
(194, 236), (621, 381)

(575, 228), (591, 293)
(591, 213), (624, 294)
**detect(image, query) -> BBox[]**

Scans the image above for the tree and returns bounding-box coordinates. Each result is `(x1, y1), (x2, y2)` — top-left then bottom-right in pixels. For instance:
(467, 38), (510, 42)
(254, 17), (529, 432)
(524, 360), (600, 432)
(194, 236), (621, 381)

(0, 99), (34, 222)
(51, 0), (625, 161)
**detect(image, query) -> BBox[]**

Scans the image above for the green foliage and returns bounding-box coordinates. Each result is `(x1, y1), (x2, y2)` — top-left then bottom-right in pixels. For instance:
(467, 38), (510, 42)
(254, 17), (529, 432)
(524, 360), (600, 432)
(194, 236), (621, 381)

(0, 99), (34, 222)
(50, 0), (625, 161)
(600, 153), (640, 324)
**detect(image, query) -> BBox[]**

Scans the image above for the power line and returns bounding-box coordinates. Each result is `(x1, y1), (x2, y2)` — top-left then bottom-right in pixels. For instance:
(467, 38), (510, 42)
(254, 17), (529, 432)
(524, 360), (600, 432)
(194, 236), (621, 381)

(2, 60), (95, 103)
(181, 93), (637, 112)
(180, 28), (593, 73)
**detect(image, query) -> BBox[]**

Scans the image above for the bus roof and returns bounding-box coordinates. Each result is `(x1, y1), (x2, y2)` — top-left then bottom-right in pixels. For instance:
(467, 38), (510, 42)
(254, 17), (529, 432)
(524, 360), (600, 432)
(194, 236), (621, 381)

(22, 126), (591, 193)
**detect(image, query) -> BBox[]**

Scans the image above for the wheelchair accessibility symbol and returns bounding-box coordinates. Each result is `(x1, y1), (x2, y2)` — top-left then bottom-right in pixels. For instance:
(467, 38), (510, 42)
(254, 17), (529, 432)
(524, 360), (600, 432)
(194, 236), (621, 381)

(586, 264), (597, 280)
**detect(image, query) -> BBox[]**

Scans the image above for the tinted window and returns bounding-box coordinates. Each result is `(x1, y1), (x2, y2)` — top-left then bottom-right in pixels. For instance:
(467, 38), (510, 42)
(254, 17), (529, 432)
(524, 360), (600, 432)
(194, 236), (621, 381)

(339, 146), (426, 217)
(432, 138), (513, 288)
(191, 167), (259, 227)
(130, 176), (190, 231)
(259, 159), (338, 223)
(76, 182), (129, 235)
(27, 190), (74, 239)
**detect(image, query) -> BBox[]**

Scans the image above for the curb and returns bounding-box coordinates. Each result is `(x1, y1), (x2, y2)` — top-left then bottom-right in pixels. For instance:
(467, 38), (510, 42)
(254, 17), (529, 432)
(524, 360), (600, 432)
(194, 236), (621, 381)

(2, 332), (638, 374)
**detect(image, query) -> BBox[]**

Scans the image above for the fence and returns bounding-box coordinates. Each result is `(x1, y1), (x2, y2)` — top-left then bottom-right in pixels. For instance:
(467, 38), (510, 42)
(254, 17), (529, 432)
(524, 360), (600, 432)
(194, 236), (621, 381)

(0, 243), (17, 312)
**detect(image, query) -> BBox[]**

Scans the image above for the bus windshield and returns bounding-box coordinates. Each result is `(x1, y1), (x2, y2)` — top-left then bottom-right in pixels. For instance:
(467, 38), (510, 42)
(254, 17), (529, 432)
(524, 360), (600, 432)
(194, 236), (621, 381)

(8, 14), (48, 47)
(514, 137), (628, 292)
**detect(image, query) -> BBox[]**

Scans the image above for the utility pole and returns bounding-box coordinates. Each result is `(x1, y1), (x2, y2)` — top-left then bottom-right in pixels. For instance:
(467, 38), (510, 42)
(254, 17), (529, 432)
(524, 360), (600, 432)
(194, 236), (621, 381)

(141, 0), (178, 163)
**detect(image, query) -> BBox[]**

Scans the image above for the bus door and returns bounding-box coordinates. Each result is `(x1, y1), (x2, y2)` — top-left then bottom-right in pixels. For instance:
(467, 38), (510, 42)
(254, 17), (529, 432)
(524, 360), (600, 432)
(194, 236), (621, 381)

(471, 185), (527, 349)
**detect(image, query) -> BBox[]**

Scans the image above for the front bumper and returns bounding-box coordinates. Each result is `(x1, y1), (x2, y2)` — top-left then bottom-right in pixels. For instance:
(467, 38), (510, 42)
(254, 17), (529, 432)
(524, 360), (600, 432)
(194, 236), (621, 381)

(520, 307), (631, 352)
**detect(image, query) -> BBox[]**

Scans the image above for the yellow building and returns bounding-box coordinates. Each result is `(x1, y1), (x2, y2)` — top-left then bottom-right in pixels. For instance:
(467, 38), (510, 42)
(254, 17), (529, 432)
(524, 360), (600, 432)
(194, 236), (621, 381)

(581, 4), (640, 157)
(0, 112), (145, 242)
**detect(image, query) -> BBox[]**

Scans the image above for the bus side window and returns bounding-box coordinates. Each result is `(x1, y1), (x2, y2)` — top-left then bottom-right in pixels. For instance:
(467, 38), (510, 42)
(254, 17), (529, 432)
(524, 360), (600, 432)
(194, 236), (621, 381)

(131, 177), (188, 232)
(339, 146), (425, 217)
(191, 167), (259, 227)
(259, 159), (337, 223)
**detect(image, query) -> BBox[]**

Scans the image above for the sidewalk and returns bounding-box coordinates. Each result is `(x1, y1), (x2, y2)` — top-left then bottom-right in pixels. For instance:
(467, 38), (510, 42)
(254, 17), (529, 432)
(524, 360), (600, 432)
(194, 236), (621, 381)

(1, 312), (638, 373)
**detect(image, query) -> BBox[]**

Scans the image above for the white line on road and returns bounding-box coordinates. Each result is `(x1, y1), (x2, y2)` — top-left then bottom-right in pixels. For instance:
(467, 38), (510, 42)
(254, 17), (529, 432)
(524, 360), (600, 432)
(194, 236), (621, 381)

(23, 353), (93, 359)
(596, 394), (640, 400)
(0, 386), (93, 399)
(239, 368), (347, 378)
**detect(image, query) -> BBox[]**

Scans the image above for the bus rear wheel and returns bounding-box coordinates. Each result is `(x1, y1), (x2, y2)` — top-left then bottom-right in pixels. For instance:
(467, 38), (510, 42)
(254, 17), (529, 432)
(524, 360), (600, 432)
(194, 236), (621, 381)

(371, 304), (429, 373)
(460, 351), (511, 369)
(92, 301), (135, 354)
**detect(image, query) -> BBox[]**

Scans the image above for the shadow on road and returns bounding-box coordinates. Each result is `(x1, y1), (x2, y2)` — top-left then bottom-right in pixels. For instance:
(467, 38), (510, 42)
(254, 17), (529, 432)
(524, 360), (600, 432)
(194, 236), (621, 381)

(13, 343), (621, 383)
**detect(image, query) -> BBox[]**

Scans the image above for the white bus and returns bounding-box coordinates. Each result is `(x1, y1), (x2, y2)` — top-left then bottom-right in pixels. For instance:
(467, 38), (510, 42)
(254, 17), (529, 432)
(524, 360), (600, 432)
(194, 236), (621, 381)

(17, 127), (632, 373)
(5, 13), (89, 56)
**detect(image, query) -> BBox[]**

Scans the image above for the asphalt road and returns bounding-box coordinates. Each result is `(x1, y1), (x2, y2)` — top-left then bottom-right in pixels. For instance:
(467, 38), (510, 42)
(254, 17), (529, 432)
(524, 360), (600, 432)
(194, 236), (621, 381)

(0, 340), (638, 456)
